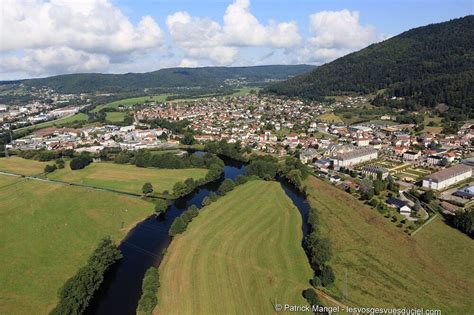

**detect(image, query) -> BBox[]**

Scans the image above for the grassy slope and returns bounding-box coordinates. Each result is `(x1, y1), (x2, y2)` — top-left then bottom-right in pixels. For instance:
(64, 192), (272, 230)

(47, 162), (208, 195)
(0, 157), (49, 176)
(157, 180), (313, 314)
(305, 176), (474, 314)
(0, 175), (153, 314)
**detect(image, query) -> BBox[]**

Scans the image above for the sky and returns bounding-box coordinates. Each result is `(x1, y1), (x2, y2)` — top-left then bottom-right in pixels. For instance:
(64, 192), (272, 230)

(0, 0), (472, 80)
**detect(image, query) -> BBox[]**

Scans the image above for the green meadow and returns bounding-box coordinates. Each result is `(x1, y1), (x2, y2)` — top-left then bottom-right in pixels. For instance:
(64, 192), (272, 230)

(157, 180), (313, 314)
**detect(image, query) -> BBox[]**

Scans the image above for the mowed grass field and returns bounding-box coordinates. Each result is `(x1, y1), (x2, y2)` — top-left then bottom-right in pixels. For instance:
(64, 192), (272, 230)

(157, 180), (313, 314)
(0, 175), (154, 314)
(105, 111), (126, 122)
(47, 162), (208, 195)
(305, 176), (474, 314)
(0, 157), (49, 176)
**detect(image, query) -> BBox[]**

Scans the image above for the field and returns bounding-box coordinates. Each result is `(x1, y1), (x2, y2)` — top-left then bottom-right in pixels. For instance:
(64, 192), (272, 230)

(423, 115), (443, 133)
(105, 111), (126, 122)
(156, 180), (313, 314)
(0, 157), (49, 176)
(0, 175), (154, 314)
(93, 94), (171, 112)
(305, 176), (474, 314)
(13, 113), (88, 134)
(317, 112), (344, 123)
(47, 162), (208, 195)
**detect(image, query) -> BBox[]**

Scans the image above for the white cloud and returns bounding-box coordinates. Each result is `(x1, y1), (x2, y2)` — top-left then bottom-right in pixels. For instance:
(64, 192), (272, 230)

(167, 0), (301, 66)
(297, 9), (384, 64)
(0, 0), (165, 77)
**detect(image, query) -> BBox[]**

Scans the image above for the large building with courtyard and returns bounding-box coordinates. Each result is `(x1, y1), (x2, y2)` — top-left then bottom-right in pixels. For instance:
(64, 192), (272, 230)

(332, 147), (378, 168)
(422, 164), (472, 190)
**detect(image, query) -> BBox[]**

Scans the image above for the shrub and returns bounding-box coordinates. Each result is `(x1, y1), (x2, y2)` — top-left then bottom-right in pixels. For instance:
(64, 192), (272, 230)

(44, 164), (57, 173)
(310, 276), (321, 288)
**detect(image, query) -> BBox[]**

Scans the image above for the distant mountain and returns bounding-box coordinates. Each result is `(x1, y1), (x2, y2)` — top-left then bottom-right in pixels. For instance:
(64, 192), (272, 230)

(267, 16), (474, 112)
(4, 65), (315, 93)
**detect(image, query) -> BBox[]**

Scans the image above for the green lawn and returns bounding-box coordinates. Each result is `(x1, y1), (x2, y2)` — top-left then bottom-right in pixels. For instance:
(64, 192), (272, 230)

(0, 175), (154, 314)
(93, 94), (171, 112)
(305, 176), (474, 314)
(0, 157), (49, 176)
(47, 162), (208, 195)
(157, 180), (313, 314)
(317, 112), (344, 123)
(105, 111), (126, 122)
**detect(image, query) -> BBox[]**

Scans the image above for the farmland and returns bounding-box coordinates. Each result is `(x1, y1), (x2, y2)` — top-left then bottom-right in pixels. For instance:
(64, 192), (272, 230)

(93, 94), (172, 112)
(13, 113), (89, 134)
(0, 156), (49, 176)
(47, 162), (208, 195)
(156, 180), (313, 314)
(0, 174), (154, 314)
(305, 176), (474, 314)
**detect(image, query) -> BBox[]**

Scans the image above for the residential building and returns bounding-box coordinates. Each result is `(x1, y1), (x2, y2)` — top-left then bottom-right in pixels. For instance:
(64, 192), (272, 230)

(403, 151), (420, 161)
(300, 148), (318, 164)
(332, 147), (378, 168)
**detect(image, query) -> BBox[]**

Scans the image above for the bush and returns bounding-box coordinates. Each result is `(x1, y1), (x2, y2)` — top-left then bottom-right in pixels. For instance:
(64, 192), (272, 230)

(201, 196), (212, 207)
(70, 154), (93, 170)
(137, 267), (160, 315)
(235, 175), (248, 185)
(209, 192), (219, 202)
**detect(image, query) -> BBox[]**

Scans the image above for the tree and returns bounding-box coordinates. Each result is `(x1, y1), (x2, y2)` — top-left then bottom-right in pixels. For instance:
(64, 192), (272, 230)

(218, 179), (235, 195)
(180, 133), (196, 145)
(235, 175), (248, 185)
(55, 159), (65, 169)
(154, 199), (168, 215)
(320, 265), (335, 287)
(421, 190), (435, 203)
(169, 216), (187, 236)
(201, 196), (211, 207)
(302, 288), (320, 306)
(70, 157), (85, 170)
(142, 182), (153, 195)
(44, 164), (57, 173)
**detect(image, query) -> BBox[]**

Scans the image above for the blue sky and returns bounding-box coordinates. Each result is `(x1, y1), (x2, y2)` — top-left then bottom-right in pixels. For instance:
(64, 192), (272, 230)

(0, 0), (472, 80)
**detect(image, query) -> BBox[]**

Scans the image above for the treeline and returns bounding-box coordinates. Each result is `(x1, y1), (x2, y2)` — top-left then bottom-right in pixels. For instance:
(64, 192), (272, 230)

(115, 150), (223, 171)
(136, 267), (160, 315)
(245, 155), (309, 192)
(445, 209), (473, 238)
(204, 140), (250, 162)
(50, 238), (122, 315)
(304, 206), (335, 289)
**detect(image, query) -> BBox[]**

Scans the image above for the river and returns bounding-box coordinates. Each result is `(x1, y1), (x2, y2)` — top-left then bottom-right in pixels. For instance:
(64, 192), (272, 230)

(86, 155), (309, 315)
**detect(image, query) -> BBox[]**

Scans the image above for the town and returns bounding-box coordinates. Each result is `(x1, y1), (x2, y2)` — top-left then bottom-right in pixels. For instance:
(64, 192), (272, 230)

(5, 92), (474, 228)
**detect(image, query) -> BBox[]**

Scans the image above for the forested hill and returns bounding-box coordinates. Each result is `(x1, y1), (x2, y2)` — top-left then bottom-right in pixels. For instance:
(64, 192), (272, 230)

(267, 16), (474, 111)
(4, 65), (314, 93)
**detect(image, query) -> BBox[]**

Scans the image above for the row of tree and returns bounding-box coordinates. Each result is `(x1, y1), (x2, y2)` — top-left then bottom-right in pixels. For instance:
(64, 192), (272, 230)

(204, 140), (250, 162)
(304, 207), (335, 289)
(136, 267), (160, 315)
(50, 238), (122, 314)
